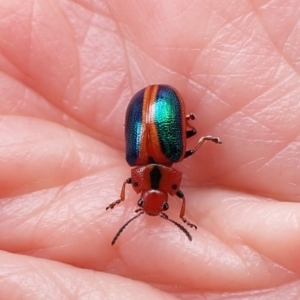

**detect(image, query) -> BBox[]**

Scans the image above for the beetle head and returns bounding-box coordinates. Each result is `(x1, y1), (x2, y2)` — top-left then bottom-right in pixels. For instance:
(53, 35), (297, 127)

(111, 190), (192, 245)
(137, 190), (169, 216)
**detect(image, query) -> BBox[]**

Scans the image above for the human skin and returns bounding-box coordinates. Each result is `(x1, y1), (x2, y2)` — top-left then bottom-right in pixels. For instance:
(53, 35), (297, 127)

(0, 0), (299, 299)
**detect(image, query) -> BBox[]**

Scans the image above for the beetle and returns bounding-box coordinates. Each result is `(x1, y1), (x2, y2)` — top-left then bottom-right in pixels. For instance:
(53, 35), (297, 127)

(106, 84), (221, 245)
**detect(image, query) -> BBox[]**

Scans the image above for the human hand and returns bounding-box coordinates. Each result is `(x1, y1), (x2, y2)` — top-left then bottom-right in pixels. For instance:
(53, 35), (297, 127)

(0, 1), (299, 299)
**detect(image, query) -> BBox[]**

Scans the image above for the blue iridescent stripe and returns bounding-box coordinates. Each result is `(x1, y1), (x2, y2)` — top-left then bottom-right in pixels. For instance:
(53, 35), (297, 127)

(125, 88), (145, 166)
(154, 86), (183, 162)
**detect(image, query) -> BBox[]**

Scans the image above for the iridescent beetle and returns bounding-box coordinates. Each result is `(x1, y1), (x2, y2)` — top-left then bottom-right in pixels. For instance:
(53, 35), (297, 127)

(106, 85), (221, 244)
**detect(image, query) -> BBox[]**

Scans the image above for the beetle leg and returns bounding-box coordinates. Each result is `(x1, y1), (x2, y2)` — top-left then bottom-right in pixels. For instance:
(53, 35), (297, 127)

(186, 113), (196, 121)
(185, 135), (222, 158)
(106, 178), (132, 210)
(176, 190), (197, 229)
(186, 113), (197, 138)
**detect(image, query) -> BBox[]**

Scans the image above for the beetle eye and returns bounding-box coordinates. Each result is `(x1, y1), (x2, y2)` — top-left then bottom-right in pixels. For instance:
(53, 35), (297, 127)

(163, 202), (169, 211)
(138, 199), (144, 207)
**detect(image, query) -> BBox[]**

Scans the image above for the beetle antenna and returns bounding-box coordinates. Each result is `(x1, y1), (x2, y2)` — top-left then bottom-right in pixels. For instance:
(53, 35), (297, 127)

(160, 213), (192, 241)
(111, 210), (145, 245)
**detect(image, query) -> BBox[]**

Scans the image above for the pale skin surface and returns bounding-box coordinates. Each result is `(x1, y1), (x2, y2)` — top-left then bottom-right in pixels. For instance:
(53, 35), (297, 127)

(0, 0), (299, 299)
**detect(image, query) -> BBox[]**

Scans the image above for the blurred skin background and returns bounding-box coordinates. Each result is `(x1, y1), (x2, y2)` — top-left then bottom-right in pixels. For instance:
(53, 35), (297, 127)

(0, 1), (300, 299)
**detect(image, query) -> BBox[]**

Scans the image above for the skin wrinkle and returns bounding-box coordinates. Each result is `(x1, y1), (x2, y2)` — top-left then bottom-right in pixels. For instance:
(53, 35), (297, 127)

(24, 244), (72, 255)
(80, 70), (125, 94)
(62, 128), (81, 179)
(30, 2), (85, 130)
(254, 141), (297, 173)
(238, 157), (266, 170)
(78, 13), (118, 50)
(27, 0), (35, 76)
(80, 64), (115, 81)
(212, 205), (297, 279)
(10, 91), (24, 113)
(199, 223), (246, 266)
(216, 44), (254, 76)
(189, 8), (298, 131)
(48, 187), (79, 220)
(45, 264), (69, 296)
(163, 1), (198, 21)
(0, 75), (86, 135)
(213, 105), (297, 197)
(194, 87), (229, 110)
(153, 46), (204, 51)
(200, 4), (257, 58)
(221, 50), (278, 75)
(21, 191), (56, 219)
(110, 20), (134, 94)
(126, 45), (149, 85)
(63, 76), (78, 107)
(243, 72), (296, 112)
(199, 6), (255, 47)
(100, 92), (123, 124)
(126, 36), (231, 119)
(69, 0), (111, 18)
(0, 48), (32, 84)
(125, 40), (230, 119)
(0, 55), (88, 139)
(190, 77), (263, 121)
(132, 219), (263, 287)
(198, 53), (276, 101)
(113, 8), (211, 81)
(75, 8), (95, 46)
(239, 111), (285, 141)
(6, 123), (115, 194)
(251, 0), (300, 77)
(210, 135), (286, 180)
(281, 22), (299, 53)
(31, 216), (56, 248)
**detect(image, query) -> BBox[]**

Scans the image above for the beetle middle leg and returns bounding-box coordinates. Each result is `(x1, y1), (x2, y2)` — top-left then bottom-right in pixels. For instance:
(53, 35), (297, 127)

(176, 190), (197, 229)
(185, 135), (222, 158)
(186, 113), (197, 138)
(106, 178), (131, 210)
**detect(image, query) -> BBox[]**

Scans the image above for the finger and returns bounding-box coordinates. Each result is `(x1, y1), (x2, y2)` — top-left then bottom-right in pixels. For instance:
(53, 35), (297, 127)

(104, 190), (300, 291)
(0, 115), (119, 196)
(1, 173), (300, 291)
(0, 251), (176, 300)
(195, 189), (300, 276)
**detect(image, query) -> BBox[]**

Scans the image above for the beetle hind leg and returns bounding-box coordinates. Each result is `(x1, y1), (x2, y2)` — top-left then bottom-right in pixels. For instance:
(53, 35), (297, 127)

(106, 178), (131, 210)
(176, 190), (197, 229)
(185, 135), (222, 158)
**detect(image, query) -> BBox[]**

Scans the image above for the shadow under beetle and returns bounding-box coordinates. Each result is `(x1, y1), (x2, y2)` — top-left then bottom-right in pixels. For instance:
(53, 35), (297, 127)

(106, 84), (221, 245)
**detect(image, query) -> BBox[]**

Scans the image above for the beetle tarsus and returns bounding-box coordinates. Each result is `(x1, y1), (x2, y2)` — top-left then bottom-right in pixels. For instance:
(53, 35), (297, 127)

(186, 113), (196, 120)
(106, 178), (131, 210)
(201, 135), (222, 144)
(185, 135), (222, 158)
(160, 213), (192, 241)
(207, 136), (222, 144)
(186, 129), (196, 138)
(186, 113), (197, 138)
(106, 200), (121, 210)
(182, 217), (197, 230)
(184, 150), (194, 158)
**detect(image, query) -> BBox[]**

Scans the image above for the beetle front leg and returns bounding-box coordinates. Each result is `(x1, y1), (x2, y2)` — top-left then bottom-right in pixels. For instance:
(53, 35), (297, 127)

(176, 190), (197, 229)
(185, 135), (222, 158)
(106, 178), (132, 210)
